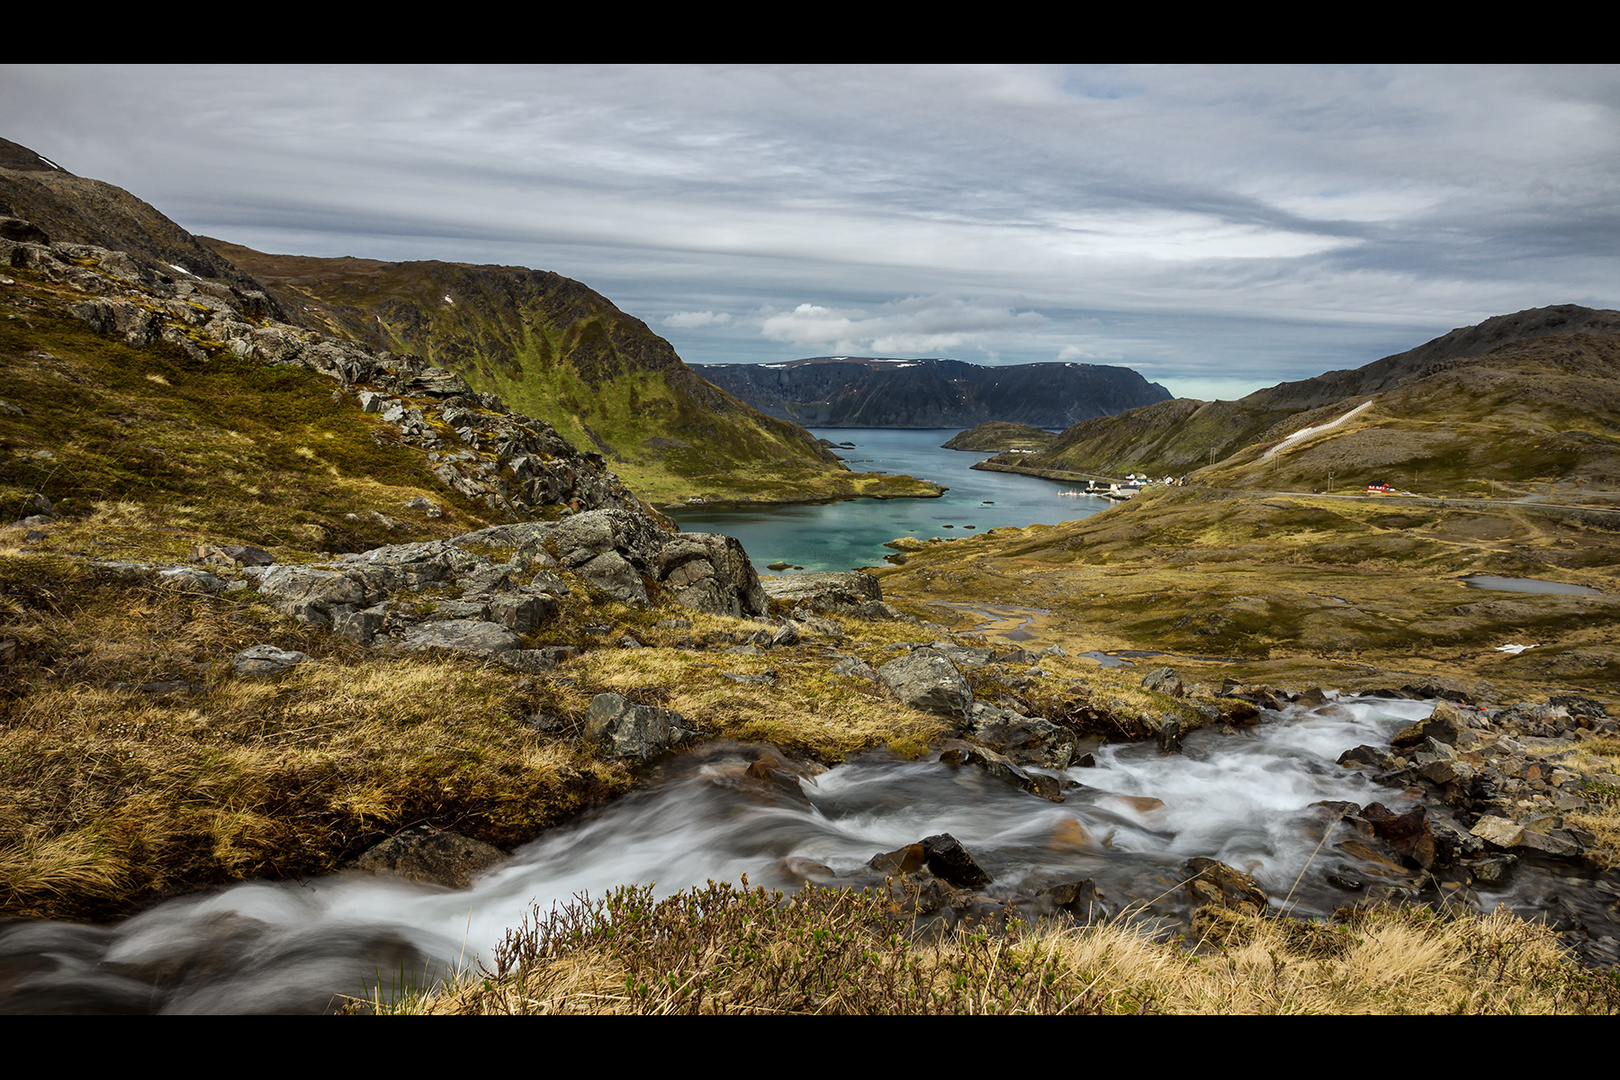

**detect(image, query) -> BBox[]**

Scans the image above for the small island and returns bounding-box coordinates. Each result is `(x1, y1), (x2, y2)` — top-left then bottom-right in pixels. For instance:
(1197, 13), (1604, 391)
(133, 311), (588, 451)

(941, 422), (1058, 454)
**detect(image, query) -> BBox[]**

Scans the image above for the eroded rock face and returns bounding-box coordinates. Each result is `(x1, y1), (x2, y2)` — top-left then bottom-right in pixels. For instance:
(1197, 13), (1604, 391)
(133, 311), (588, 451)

(239, 509), (769, 659)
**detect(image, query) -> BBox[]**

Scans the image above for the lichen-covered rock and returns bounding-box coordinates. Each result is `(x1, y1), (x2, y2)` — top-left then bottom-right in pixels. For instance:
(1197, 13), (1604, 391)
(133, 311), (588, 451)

(878, 648), (974, 722)
(233, 645), (311, 677)
(398, 619), (521, 656)
(584, 693), (698, 763)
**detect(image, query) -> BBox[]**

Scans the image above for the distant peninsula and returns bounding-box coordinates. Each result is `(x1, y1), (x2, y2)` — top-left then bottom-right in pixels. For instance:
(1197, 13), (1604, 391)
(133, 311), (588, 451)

(695, 356), (1171, 429)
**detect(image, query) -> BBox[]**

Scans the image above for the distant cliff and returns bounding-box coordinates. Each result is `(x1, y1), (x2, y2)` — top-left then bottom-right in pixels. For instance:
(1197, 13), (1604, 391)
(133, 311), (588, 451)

(695, 357), (1171, 429)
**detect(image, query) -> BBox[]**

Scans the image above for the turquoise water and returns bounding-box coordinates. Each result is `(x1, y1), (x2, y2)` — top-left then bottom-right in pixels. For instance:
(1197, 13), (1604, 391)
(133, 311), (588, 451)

(669, 428), (1114, 574)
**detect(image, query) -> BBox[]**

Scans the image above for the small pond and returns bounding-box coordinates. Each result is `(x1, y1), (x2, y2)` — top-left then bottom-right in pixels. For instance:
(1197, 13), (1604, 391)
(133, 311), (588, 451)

(1461, 575), (1602, 596)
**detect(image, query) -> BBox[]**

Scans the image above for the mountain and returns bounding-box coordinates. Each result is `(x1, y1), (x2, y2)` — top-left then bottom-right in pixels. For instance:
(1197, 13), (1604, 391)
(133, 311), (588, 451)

(0, 136), (936, 509)
(992, 305), (1620, 500)
(199, 243), (937, 507)
(694, 356), (1172, 429)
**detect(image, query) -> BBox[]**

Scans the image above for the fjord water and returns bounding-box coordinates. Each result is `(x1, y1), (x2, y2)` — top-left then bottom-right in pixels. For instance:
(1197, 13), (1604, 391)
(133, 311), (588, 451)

(669, 428), (1114, 573)
(3, 696), (1467, 1013)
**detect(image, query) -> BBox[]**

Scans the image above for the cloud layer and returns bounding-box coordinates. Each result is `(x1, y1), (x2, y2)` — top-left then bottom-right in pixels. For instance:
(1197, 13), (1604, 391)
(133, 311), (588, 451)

(5, 64), (1616, 397)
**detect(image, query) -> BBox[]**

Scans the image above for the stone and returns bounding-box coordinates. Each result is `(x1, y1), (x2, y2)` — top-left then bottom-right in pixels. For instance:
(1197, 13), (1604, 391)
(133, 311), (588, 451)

(233, 645), (312, 677)
(351, 825), (507, 889)
(398, 619), (521, 657)
(921, 833), (993, 888)
(877, 647), (974, 722)
(1184, 857), (1269, 915)
(193, 544), (275, 568)
(584, 693), (697, 763)
(1141, 666), (1184, 697)
(576, 550), (648, 606)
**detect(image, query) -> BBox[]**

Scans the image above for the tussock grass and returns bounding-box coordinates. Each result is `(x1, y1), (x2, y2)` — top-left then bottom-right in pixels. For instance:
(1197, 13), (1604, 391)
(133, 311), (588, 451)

(0, 554), (631, 920)
(366, 882), (1620, 1015)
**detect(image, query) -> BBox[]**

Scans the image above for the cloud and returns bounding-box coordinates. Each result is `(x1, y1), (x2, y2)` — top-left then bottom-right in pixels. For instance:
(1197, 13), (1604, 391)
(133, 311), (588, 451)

(663, 310), (733, 328)
(1055, 344), (1123, 362)
(759, 296), (1046, 355)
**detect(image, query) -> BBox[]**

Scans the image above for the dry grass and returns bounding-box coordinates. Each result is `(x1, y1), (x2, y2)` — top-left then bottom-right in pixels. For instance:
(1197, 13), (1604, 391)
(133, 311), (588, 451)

(0, 554), (632, 919)
(361, 882), (1620, 1015)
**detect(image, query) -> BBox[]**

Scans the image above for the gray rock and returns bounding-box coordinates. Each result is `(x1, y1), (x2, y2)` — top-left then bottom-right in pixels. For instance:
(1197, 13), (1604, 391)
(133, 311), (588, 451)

(830, 656), (877, 680)
(576, 549), (648, 605)
(157, 567), (231, 593)
(1141, 666), (1184, 697)
(878, 648), (974, 722)
(233, 645), (312, 677)
(351, 825), (507, 889)
(584, 693), (697, 763)
(486, 592), (559, 632)
(333, 605), (386, 645)
(398, 619), (521, 656)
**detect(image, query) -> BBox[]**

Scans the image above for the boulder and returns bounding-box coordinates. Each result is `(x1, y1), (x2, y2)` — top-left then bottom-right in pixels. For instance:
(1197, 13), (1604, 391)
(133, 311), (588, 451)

(1141, 666), (1184, 697)
(584, 693), (698, 763)
(351, 825), (508, 889)
(761, 571), (897, 620)
(921, 833), (993, 888)
(877, 648), (974, 722)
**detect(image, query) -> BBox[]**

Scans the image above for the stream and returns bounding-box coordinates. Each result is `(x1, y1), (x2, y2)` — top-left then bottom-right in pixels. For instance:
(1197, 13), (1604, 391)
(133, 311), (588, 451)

(8, 692), (1608, 1014)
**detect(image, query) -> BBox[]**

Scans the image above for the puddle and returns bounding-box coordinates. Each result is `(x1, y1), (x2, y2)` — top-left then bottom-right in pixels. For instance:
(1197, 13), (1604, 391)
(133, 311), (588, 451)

(1461, 575), (1601, 596)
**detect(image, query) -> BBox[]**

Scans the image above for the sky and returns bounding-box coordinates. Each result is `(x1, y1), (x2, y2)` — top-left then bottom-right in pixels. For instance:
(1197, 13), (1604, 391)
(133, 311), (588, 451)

(4, 64), (1617, 401)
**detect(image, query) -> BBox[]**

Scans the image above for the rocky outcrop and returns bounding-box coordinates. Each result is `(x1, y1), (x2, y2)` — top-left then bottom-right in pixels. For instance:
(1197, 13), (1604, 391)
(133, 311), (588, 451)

(762, 571), (902, 621)
(2, 227), (644, 523)
(244, 508), (767, 657)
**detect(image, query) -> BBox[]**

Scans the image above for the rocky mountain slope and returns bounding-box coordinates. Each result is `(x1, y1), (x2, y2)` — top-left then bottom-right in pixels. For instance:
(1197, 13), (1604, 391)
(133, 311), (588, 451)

(989, 305), (1620, 500)
(696, 356), (1171, 429)
(201, 242), (938, 508)
(0, 137), (935, 509)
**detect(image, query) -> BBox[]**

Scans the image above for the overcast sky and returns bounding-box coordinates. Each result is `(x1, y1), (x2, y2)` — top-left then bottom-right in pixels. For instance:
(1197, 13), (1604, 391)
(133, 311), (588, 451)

(5, 65), (1617, 400)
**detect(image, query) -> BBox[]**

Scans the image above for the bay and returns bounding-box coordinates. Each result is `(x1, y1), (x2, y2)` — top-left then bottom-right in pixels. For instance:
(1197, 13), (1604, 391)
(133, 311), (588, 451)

(669, 428), (1114, 573)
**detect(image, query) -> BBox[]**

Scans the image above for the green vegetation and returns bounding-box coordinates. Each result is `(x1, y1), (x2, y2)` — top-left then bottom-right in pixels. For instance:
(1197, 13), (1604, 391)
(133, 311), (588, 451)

(941, 422), (1058, 454)
(994, 320), (1620, 506)
(202, 242), (941, 508)
(0, 270), (496, 559)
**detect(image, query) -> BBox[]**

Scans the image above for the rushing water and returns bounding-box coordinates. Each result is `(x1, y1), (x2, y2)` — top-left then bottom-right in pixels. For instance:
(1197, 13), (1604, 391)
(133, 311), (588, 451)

(670, 428), (1113, 573)
(10, 693), (1566, 1015)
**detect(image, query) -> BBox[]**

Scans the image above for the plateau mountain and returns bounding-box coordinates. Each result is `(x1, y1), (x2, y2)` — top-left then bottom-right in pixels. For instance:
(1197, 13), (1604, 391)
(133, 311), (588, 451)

(696, 356), (1171, 429)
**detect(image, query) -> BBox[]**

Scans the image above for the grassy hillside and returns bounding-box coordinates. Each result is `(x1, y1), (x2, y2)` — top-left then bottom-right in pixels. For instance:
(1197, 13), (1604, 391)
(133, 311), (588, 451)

(0, 257), (951, 921)
(999, 306), (1620, 494)
(203, 242), (940, 509)
(875, 485), (1620, 699)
